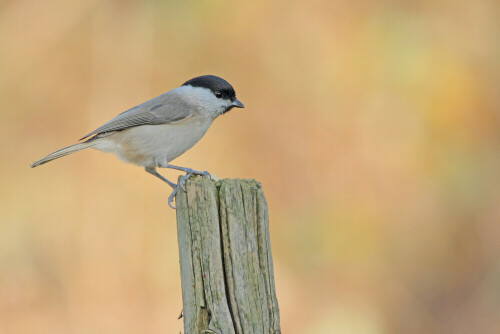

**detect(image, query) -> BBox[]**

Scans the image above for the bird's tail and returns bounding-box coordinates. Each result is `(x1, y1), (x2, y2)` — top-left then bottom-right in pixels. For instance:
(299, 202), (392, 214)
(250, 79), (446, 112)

(30, 138), (100, 168)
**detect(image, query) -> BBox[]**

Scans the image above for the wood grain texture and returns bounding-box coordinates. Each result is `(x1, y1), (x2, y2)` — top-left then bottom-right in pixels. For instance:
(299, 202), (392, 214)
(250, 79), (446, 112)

(176, 176), (281, 334)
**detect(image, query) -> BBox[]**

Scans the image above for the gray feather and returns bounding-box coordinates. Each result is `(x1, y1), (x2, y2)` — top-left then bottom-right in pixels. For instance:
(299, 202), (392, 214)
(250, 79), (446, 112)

(79, 91), (193, 140)
(30, 139), (99, 168)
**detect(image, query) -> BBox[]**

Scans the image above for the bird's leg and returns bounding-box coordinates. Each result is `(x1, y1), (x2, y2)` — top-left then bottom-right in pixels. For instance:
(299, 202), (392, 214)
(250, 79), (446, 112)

(166, 164), (211, 178)
(145, 167), (177, 209)
(165, 164), (211, 192)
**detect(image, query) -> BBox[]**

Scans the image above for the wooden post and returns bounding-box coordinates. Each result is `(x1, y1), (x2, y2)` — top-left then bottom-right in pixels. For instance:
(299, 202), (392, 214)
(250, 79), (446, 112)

(176, 176), (281, 334)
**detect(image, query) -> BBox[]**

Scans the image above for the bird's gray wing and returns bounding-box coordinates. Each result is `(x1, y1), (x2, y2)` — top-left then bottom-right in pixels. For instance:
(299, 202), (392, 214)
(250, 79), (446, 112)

(79, 92), (193, 140)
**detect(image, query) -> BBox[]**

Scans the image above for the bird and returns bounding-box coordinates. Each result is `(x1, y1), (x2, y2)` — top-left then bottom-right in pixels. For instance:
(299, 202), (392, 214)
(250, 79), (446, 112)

(30, 75), (245, 208)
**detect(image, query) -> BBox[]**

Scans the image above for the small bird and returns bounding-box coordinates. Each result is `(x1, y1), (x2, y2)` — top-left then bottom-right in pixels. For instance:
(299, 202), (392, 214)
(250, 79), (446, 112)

(30, 75), (244, 208)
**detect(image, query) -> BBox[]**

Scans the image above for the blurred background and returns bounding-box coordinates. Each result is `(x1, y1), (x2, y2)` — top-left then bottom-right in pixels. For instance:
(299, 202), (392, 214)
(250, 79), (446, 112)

(1, 0), (499, 333)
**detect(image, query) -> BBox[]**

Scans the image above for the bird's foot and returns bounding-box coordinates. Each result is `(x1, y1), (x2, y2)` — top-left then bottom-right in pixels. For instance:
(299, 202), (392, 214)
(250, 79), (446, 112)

(168, 168), (210, 209)
(178, 169), (211, 192)
(182, 168), (211, 179)
(168, 185), (177, 209)
(165, 165), (211, 191)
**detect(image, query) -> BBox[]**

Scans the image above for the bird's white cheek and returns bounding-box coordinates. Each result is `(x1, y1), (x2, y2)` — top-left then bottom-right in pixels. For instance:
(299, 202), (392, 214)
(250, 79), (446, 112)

(186, 88), (230, 118)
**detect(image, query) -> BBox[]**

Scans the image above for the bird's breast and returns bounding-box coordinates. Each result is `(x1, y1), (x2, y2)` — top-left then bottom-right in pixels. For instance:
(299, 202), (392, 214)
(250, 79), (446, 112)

(96, 117), (213, 167)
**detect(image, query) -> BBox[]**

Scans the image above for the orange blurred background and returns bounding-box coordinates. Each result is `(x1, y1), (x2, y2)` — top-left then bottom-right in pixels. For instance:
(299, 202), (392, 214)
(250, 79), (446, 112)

(1, 1), (500, 333)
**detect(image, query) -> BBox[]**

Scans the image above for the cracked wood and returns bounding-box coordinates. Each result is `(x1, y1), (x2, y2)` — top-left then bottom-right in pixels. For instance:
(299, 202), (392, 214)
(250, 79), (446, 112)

(176, 177), (281, 334)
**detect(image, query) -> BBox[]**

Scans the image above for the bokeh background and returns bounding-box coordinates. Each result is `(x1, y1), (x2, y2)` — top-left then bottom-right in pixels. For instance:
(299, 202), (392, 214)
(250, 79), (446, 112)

(1, 0), (500, 333)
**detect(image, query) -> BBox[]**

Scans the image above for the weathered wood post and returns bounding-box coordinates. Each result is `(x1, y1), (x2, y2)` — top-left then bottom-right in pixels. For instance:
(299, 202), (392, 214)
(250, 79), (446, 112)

(176, 176), (281, 334)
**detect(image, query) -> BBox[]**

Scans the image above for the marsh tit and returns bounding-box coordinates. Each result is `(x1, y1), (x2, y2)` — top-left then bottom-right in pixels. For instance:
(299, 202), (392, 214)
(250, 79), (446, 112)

(30, 75), (245, 208)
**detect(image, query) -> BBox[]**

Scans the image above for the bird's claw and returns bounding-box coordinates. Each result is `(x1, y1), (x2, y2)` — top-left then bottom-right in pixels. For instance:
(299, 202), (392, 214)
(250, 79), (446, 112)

(199, 170), (211, 179)
(179, 173), (191, 192)
(179, 169), (211, 192)
(168, 185), (177, 209)
(166, 170), (210, 209)
(187, 168), (211, 179)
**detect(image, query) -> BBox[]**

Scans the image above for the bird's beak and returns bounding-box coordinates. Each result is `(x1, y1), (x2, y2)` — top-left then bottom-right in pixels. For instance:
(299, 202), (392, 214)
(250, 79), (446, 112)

(232, 99), (245, 108)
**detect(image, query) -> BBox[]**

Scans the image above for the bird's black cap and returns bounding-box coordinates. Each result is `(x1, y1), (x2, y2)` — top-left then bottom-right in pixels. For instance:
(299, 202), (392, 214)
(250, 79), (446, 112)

(182, 75), (236, 101)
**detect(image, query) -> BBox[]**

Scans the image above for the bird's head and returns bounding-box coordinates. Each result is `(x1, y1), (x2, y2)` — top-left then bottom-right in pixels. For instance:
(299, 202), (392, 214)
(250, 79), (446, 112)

(181, 75), (244, 118)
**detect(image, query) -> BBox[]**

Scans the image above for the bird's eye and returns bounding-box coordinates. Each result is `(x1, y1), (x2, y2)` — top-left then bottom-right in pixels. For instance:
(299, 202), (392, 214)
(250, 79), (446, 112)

(215, 92), (223, 98)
